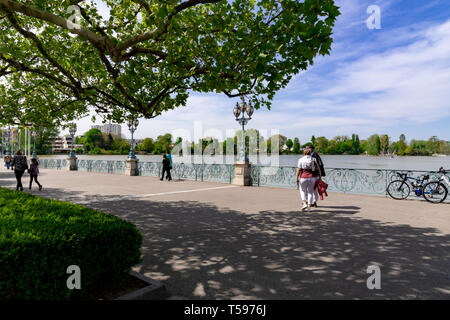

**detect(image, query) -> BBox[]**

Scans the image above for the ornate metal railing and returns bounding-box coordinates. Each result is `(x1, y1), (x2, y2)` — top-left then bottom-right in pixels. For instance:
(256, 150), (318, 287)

(77, 159), (127, 174)
(38, 159), (448, 200)
(250, 166), (447, 198)
(38, 159), (67, 170)
(137, 162), (234, 183)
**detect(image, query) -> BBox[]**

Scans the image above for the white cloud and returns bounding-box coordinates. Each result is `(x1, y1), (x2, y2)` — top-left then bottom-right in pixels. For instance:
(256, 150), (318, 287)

(277, 19), (450, 139)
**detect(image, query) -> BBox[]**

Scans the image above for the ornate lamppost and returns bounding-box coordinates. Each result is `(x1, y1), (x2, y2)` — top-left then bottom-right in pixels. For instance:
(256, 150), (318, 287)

(233, 98), (254, 163)
(232, 97), (254, 186)
(67, 123), (78, 171)
(127, 118), (139, 160)
(7, 125), (11, 156)
(69, 123), (77, 158)
(32, 129), (38, 159)
(125, 118), (139, 176)
(0, 128), (4, 158)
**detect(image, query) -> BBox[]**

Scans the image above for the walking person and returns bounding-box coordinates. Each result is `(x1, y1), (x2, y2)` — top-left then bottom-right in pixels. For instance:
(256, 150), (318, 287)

(160, 154), (172, 181)
(166, 152), (173, 180)
(296, 148), (321, 211)
(11, 150), (28, 191)
(306, 145), (326, 207)
(4, 154), (11, 170)
(29, 158), (42, 191)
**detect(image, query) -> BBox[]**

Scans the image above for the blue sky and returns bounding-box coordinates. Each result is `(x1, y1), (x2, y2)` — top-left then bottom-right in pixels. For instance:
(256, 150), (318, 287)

(72, 0), (450, 143)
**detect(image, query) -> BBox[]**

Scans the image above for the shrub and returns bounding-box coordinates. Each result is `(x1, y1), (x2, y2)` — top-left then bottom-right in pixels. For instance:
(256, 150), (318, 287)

(0, 188), (142, 300)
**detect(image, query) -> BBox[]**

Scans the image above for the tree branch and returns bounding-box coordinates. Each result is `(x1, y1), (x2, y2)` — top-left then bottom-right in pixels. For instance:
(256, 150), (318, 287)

(0, 0), (116, 55)
(0, 55), (76, 91)
(120, 47), (168, 62)
(117, 0), (223, 52)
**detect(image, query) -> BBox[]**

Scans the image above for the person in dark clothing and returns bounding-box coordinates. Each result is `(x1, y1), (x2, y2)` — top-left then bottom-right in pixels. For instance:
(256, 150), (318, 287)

(11, 150), (28, 191)
(4, 154), (11, 170)
(306, 145), (326, 207)
(160, 154), (172, 181)
(29, 158), (42, 191)
(166, 152), (173, 180)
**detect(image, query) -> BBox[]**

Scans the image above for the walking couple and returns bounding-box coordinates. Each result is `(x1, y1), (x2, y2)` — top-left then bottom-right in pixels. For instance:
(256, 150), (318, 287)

(160, 153), (172, 181)
(10, 150), (42, 191)
(296, 145), (325, 212)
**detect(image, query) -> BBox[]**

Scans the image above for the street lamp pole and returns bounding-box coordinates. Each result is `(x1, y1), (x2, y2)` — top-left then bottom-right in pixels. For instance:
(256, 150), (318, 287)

(127, 118), (139, 159)
(66, 123), (78, 171)
(1, 129), (3, 158)
(7, 125), (11, 156)
(231, 98), (254, 186)
(32, 130), (37, 159)
(69, 123), (77, 158)
(233, 98), (254, 163)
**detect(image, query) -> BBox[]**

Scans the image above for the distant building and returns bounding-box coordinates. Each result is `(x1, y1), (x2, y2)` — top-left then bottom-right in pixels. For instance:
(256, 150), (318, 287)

(52, 135), (83, 153)
(91, 124), (122, 138)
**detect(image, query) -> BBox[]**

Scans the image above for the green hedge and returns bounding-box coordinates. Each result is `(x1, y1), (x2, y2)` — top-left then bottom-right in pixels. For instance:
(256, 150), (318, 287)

(0, 187), (142, 300)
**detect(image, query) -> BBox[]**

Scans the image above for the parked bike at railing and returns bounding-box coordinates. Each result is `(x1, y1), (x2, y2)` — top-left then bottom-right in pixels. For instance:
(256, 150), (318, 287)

(422, 167), (449, 204)
(387, 172), (430, 200)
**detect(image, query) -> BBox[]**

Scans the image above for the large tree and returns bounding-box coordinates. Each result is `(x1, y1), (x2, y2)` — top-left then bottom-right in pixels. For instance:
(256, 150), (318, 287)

(0, 0), (339, 125)
(366, 134), (381, 156)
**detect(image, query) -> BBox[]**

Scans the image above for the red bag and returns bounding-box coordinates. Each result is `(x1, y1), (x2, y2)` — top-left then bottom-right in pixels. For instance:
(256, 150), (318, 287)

(315, 179), (329, 200)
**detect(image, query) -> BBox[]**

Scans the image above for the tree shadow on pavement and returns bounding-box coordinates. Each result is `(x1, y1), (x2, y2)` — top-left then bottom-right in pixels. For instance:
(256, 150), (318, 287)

(1, 175), (449, 300)
(83, 197), (450, 300)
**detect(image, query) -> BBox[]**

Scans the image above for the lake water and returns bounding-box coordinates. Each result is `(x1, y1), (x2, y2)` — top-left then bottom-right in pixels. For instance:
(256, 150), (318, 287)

(38, 154), (450, 172)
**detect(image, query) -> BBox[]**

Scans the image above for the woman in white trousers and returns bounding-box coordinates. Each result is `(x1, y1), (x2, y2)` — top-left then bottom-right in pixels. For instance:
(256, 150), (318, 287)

(296, 148), (321, 211)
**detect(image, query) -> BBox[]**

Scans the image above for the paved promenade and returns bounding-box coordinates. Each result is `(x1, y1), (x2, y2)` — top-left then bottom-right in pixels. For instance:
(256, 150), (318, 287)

(1, 168), (449, 299)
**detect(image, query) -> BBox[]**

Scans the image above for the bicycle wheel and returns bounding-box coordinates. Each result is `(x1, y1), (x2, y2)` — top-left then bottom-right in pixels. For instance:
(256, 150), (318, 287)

(422, 181), (448, 203)
(387, 180), (411, 200)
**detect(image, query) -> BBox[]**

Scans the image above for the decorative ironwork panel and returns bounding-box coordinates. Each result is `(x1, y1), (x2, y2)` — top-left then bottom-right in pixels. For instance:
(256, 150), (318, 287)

(172, 163), (198, 181)
(77, 159), (93, 172)
(137, 162), (234, 183)
(250, 166), (298, 189)
(77, 160), (126, 174)
(90, 160), (111, 173)
(137, 161), (162, 177)
(323, 168), (388, 195)
(39, 159), (67, 170)
(110, 160), (127, 174)
(201, 164), (234, 183)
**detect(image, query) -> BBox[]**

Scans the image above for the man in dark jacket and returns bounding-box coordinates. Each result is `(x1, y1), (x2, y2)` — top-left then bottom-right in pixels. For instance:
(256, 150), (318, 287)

(160, 154), (172, 181)
(307, 145), (326, 177)
(306, 145), (325, 207)
(11, 150), (28, 191)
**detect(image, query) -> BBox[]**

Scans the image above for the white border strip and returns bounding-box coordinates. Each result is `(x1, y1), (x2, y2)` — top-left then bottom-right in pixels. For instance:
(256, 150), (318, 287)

(78, 185), (238, 203)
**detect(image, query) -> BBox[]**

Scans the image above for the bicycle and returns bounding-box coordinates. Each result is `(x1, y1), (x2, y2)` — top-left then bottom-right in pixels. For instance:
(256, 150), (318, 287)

(387, 172), (430, 200)
(422, 167), (449, 203)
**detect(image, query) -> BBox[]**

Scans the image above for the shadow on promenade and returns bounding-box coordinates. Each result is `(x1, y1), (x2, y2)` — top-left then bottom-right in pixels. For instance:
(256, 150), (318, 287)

(91, 198), (449, 300)
(1, 173), (449, 299)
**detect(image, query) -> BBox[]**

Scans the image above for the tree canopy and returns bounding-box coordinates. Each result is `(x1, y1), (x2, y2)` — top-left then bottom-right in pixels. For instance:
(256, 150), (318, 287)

(0, 0), (340, 126)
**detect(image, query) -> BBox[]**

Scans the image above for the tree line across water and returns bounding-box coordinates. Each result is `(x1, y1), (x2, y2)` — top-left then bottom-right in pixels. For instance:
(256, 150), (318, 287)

(2, 127), (448, 156)
(74, 129), (449, 157)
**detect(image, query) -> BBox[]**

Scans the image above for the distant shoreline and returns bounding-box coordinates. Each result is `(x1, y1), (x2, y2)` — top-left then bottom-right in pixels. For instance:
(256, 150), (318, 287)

(39, 153), (448, 157)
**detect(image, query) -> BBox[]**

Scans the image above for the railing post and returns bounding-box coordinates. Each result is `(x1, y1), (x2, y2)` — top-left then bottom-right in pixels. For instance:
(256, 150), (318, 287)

(385, 170), (389, 198)
(258, 167), (260, 187)
(66, 157), (78, 171)
(125, 158), (139, 176)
